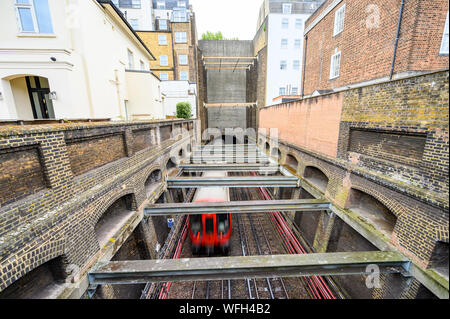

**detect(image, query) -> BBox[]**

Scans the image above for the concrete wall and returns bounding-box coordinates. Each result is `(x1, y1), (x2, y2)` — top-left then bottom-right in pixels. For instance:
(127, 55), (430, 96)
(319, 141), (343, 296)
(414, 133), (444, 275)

(207, 106), (247, 130)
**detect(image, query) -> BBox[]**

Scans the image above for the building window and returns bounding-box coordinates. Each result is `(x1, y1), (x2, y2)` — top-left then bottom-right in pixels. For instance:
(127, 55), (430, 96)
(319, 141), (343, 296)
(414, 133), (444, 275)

(330, 51), (341, 79)
(160, 55), (169, 66)
(140, 60), (145, 70)
(157, 1), (165, 9)
(179, 54), (188, 65)
(128, 49), (134, 69)
(282, 18), (289, 29)
(279, 87), (286, 96)
(282, 3), (292, 14)
(15, 0), (54, 33)
(281, 39), (288, 49)
(280, 60), (287, 70)
(292, 87), (299, 95)
(158, 19), (168, 30)
(294, 39), (301, 49)
(180, 71), (189, 81)
(158, 34), (167, 45)
(173, 10), (187, 22)
(296, 18), (302, 29)
(175, 32), (187, 43)
(333, 4), (346, 36)
(293, 60), (300, 70)
(440, 11), (449, 55)
(160, 73), (169, 81)
(177, 1), (186, 8)
(129, 19), (139, 29)
(113, 0), (141, 9)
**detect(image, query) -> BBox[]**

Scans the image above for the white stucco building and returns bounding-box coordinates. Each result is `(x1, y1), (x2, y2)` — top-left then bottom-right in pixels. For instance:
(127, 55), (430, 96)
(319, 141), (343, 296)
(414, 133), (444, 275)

(256, 0), (323, 106)
(0, 0), (164, 121)
(161, 80), (197, 118)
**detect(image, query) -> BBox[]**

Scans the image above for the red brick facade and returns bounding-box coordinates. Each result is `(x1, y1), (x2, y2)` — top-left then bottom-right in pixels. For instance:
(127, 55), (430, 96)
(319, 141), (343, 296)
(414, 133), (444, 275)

(302, 0), (449, 96)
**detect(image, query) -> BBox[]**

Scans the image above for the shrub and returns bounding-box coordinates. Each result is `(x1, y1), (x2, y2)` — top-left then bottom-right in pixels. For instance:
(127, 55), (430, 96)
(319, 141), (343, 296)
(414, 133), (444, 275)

(176, 102), (192, 119)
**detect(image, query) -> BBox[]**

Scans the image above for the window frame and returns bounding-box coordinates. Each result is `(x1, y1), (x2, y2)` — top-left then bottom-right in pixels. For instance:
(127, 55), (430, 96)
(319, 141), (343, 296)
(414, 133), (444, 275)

(177, 1), (186, 8)
(157, 0), (165, 9)
(129, 18), (139, 29)
(158, 34), (167, 45)
(439, 11), (449, 55)
(281, 38), (288, 49)
(180, 71), (189, 81)
(294, 39), (301, 49)
(333, 4), (346, 36)
(292, 87), (299, 95)
(282, 3), (292, 14)
(282, 18), (289, 29)
(15, 0), (54, 34)
(293, 60), (300, 70)
(127, 49), (135, 70)
(295, 18), (302, 29)
(175, 31), (187, 43)
(160, 55), (169, 67)
(160, 72), (169, 81)
(158, 19), (168, 30)
(280, 60), (287, 70)
(279, 87), (286, 96)
(179, 54), (188, 65)
(329, 51), (341, 80)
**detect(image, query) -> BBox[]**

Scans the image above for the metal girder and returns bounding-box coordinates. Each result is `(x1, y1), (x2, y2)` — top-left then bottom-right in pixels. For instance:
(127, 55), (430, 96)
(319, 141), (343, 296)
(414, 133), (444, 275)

(167, 176), (299, 188)
(144, 199), (330, 216)
(179, 163), (279, 173)
(88, 251), (410, 286)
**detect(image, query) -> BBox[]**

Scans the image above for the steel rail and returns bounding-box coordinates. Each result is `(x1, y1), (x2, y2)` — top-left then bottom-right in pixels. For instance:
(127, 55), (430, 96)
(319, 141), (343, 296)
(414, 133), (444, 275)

(145, 199), (330, 217)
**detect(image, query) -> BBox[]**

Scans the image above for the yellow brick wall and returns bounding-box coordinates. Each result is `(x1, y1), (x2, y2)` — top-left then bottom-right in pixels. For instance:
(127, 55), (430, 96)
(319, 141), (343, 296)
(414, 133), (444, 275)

(137, 31), (174, 79)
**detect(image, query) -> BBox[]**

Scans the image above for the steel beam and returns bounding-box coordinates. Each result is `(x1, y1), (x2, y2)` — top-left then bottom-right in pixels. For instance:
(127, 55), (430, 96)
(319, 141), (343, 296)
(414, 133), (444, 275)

(179, 163), (279, 173)
(167, 176), (299, 188)
(88, 251), (410, 286)
(144, 199), (330, 216)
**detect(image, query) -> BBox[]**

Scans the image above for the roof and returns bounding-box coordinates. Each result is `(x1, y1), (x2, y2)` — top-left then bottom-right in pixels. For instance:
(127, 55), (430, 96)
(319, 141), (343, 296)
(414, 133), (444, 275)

(96, 0), (156, 60)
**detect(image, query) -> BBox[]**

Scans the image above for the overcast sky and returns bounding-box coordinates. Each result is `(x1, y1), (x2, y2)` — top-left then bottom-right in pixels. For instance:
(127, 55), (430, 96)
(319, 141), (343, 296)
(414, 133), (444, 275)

(190, 0), (263, 40)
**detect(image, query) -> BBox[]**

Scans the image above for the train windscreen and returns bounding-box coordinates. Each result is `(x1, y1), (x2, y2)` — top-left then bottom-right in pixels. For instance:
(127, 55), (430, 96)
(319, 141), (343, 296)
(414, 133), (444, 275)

(190, 215), (202, 235)
(205, 218), (214, 234)
(217, 214), (230, 234)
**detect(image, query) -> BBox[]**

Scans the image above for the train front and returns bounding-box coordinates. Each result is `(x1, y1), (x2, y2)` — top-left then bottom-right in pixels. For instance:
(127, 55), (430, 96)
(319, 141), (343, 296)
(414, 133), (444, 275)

(188, 171), (232, 255)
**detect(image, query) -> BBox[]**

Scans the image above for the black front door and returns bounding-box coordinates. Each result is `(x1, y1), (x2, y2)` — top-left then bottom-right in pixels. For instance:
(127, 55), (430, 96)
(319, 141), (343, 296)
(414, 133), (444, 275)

(25, 76), (55, 119)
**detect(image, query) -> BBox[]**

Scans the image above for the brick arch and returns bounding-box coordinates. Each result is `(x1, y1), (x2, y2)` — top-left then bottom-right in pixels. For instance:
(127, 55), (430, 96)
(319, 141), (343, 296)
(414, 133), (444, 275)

(141, 163), (163, 186)
(283, 152), (300, 173)
(346, 183), (405, 218)
(91, 188), (138, 227)
(0, 238), (66, 293)
(301, 162), (331, 181)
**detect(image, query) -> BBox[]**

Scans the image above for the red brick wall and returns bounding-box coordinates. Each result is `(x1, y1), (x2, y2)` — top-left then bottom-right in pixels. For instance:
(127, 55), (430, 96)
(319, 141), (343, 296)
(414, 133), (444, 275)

(303, 0), (449, 96)
(259, 92), (343, 158)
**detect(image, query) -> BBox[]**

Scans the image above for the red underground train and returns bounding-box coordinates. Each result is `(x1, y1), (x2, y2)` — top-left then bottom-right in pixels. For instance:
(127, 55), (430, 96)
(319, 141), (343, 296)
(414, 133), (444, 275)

(188, 171), (232, 255)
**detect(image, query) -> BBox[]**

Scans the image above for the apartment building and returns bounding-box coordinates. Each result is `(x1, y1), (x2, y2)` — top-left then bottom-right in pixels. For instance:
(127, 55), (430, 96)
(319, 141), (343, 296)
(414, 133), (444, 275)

(254, 0), (324, 106)
(0, 0), (165, 121)
(111, 0), (154, 30)
(302, 0), (449, 96)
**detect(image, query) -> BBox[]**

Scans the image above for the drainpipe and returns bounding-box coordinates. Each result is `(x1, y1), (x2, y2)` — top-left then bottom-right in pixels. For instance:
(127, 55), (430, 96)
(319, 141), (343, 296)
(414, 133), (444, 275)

(389, 0), (405, 80)
(301, 34), (308, 98)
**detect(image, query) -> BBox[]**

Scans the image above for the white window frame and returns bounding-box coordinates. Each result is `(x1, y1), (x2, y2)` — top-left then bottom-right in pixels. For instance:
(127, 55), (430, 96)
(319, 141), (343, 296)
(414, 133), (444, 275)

(329, 51), (341, 79)
(177, 1), (186, 8)
(294, 39), (301, 49)
(439, 11), (449, 55)
(293, 60), (300, 70)
(292, 87), (299, 95)
(173, 10), (187, 22)
(280, 60), (287, 70)
(157, 1), (165, 9)
(282, 3), (292, 14)
(333, 4), (346, 36)
(160, 72), (169, 81)
(129, 18), (139, 29)
(160, 55), (169, 67)
(159, 19), (168, 30)
(127, 49), (134, 69)
(179, 54), (188, 65)
(279, 87), (286, 96)
(180, 71), (189, 81)
(158, 34), (167, 45)
(281, 39), (288, 49)
(175, 32), (187, 43)
(295, 18), (302, 29)
(282, 18), (289, 29)
(14, 0), (53, 34)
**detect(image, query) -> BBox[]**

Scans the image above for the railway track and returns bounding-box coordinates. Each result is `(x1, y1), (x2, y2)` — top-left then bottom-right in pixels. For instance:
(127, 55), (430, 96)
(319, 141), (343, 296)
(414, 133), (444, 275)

(146, 171), (345, 299)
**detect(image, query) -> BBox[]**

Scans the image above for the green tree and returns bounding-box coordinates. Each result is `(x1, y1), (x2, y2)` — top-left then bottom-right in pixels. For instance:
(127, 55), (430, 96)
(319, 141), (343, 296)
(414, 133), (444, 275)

(201, 31), (238, 40)
(176, 102), (192, 119)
